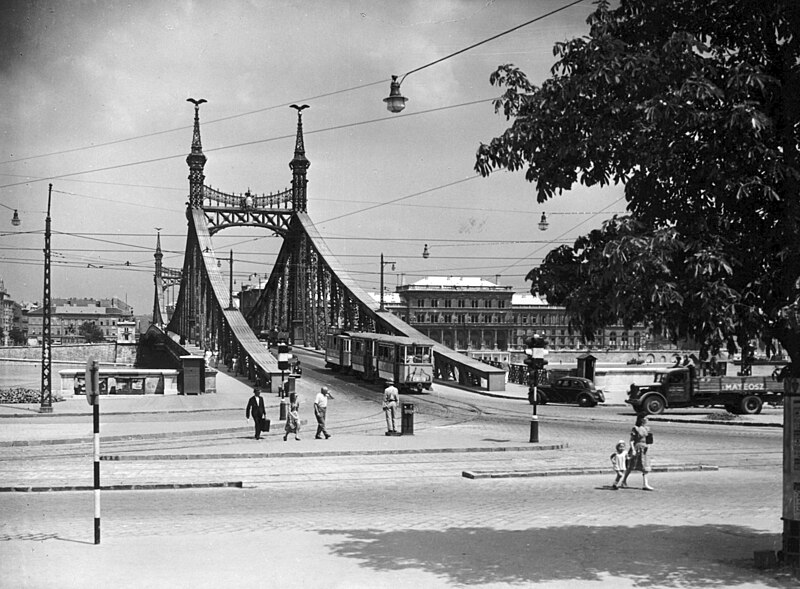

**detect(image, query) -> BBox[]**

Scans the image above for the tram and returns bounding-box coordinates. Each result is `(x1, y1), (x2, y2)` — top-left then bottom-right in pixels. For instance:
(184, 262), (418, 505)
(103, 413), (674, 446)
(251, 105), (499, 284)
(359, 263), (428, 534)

(324, 330), (434, 393)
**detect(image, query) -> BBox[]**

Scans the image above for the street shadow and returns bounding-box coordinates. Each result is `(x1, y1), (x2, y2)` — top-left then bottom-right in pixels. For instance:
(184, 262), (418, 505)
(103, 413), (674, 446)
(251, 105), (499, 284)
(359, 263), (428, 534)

(55, 536), (96, 545)
(318, 524), (794, 587)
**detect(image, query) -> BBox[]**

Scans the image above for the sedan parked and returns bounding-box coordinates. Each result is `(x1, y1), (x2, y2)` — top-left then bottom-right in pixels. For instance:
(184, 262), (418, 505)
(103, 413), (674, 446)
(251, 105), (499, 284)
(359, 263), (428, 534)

(534, 376), (605, 407)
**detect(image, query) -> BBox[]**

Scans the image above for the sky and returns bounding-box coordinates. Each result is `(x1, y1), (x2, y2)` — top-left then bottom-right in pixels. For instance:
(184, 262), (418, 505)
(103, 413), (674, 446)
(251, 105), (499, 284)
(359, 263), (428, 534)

(0, 0), (625, 316)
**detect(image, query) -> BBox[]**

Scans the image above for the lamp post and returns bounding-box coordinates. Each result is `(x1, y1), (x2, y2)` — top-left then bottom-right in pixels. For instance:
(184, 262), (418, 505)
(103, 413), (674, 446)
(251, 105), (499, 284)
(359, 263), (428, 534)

(228, 250), (235, 310)
(379, 253), (395, 311)
(40, 184), (53, 413)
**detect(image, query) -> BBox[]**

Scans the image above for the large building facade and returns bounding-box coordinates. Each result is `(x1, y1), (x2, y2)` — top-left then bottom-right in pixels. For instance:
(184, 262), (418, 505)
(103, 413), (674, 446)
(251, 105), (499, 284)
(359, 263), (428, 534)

(384, 277), (658, 357)
(27, 298), (135, 344)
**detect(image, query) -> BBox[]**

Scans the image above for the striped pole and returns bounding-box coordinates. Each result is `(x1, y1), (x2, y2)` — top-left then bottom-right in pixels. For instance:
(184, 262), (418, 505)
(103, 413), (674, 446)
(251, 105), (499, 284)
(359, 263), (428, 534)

(93, 391), (100, 544)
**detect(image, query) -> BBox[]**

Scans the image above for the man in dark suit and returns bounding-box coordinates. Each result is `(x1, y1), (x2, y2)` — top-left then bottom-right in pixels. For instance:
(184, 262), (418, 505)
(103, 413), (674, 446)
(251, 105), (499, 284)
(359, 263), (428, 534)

(245, 387), (266, 440)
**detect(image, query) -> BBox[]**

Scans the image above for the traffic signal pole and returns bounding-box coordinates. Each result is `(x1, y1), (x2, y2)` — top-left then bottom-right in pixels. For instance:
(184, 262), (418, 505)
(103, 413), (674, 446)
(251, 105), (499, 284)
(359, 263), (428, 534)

(525, 334), (547, 444)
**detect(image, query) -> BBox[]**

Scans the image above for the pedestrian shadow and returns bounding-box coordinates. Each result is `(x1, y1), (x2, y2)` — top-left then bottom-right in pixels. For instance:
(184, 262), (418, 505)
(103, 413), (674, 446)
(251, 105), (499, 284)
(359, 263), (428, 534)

(318, 525), (792, 587)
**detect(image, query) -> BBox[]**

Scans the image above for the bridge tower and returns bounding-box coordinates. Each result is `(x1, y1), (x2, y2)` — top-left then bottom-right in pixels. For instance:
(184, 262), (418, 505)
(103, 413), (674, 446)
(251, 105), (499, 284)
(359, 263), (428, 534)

(151, 229), (165, 326)
(288, 105), (310, 344)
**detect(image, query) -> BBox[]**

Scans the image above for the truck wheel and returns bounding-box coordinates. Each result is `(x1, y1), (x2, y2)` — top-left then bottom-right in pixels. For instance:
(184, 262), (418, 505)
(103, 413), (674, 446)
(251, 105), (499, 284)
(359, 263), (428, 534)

(642, 395), (665, 415)
(577, 393), (595, 408)
(739, 395), (763, 415)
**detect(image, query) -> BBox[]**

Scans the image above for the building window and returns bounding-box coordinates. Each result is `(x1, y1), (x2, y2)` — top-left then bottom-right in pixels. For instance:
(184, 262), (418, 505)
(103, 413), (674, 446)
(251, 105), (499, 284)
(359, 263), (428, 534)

(498, 300), (506, 308)
(457, 300), (466, 308)
(484, 300), (492, 308)
(430, 299), (439, 308)
(458, 314), (466, 324)
(443, 313), (452, 323)
(415, 313), (425, 323)
(471, 300), (479, 308)
(444, 299), (452, 308)
(416, 299), (425, 307)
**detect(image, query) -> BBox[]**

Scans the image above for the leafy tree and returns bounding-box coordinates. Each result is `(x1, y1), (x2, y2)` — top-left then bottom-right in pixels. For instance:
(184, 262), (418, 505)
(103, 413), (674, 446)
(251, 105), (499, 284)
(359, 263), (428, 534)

(78, 321), (106, 343)
(8, 326), (25, 346)
(475, 0), (800, 366)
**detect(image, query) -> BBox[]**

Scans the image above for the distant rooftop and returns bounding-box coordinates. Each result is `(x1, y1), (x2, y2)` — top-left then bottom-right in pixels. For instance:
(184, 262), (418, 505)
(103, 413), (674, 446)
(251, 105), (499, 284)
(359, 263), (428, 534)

(398, 276), (513, 291)
(511, 292), (548, 306)
(368, 292), (401, 305)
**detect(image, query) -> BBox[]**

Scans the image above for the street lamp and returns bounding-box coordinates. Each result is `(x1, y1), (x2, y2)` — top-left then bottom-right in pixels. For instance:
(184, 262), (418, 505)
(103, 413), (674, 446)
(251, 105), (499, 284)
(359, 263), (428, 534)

(383, 75), (408, 113)
(538, 212), (549, 231)
(422, 244), (430, 259)
(40, 184), (53, 413)
(379, 253), (396, 311)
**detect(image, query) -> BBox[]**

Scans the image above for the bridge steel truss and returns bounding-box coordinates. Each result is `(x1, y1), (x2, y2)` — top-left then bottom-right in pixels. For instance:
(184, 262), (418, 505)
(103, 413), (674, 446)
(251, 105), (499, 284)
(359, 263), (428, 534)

(165, 102), (505, 391)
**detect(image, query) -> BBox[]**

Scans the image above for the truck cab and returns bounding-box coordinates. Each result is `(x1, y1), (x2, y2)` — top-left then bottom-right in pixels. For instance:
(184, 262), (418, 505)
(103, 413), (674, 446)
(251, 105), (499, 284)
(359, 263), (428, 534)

(627, 367), (693, 414)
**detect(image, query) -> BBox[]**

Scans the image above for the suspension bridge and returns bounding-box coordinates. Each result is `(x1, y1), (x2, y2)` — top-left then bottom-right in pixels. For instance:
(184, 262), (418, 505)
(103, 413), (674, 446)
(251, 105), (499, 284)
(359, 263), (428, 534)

(148, 100), (505, 392)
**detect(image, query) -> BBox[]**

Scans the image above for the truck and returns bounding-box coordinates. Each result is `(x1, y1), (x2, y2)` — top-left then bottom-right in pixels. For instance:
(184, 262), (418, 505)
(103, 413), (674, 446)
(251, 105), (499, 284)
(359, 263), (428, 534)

(625, 366), (783, 415)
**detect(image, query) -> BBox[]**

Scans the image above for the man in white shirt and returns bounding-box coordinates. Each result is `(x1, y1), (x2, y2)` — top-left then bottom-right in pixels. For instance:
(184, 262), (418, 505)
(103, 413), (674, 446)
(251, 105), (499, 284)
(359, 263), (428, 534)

(382, 380), (399, 435)
(314, 386), (333, 439)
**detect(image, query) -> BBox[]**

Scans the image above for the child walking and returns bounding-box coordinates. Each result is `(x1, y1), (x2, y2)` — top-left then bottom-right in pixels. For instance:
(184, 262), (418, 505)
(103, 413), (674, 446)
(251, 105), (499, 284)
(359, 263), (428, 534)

(283, 392), (301, 441)
(610, 440), (627, 489)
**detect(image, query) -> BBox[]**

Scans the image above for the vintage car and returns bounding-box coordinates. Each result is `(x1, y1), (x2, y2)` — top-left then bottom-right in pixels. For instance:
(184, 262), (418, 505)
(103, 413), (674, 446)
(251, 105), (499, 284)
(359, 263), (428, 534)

(535, 376), (605, 407)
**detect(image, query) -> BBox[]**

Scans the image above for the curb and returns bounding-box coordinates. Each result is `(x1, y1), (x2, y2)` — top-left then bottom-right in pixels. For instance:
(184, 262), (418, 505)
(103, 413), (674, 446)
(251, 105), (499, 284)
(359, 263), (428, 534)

(649, 417), (782, 428)
(0, 426), (252, 447)
(0, 481), (243, 493)
(0, 407), (245, 419)
(462, 463), (720, 479)
(100, 443), (568, 461)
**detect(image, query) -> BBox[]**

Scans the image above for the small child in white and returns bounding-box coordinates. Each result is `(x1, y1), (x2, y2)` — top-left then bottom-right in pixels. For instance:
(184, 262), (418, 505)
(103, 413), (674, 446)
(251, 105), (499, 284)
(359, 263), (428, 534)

(610, 440), (628, 489)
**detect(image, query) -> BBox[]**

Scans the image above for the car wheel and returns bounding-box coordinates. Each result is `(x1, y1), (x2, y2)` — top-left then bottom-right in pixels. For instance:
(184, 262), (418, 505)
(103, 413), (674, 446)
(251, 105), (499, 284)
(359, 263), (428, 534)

(577, 394), (593, 408)
(739, 395), (763, 415)
(642, 395), (665, 415)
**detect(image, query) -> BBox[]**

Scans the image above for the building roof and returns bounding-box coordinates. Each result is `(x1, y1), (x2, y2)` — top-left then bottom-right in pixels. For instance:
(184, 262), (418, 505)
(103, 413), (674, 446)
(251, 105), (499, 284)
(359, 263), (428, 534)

(511, 292), (549, 306)
(413, 276), (499, 288)
(368, 292), (401, 305)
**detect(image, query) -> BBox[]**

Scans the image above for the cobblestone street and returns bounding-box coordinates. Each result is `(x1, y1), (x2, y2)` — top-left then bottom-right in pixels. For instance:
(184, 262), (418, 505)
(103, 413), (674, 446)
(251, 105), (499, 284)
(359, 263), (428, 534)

(0, 467), (793, 588)
(0, 372), (792, 587)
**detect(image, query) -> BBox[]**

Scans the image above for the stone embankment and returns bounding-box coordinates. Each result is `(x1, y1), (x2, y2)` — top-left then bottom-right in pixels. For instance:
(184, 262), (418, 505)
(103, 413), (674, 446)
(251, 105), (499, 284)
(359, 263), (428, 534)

(0, 343), (130, 365)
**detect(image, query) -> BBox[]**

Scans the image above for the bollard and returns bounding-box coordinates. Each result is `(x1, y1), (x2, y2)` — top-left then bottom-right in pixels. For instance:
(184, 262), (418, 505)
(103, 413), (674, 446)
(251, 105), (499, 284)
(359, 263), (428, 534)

(279, 397), (287, 421)
(529, 415), (539, 443)
(401, 403), (415, 435)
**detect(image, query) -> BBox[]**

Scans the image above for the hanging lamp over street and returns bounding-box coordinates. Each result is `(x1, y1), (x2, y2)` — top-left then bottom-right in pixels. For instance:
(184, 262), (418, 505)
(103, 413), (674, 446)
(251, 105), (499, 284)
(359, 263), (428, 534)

(538, 212), (549, 231)
(383, 76), (408, 113)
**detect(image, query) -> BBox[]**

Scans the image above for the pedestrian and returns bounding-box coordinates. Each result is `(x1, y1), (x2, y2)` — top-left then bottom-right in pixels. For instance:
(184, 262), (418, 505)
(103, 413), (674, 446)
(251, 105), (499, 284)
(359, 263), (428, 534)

(245, 387), (267, 440)
(382, 379), (400, 435)
(314, 386), (333, 439)
(284, 391), (301, 441)
(620, 414), (654, 490)
(609, 440), (628, 489)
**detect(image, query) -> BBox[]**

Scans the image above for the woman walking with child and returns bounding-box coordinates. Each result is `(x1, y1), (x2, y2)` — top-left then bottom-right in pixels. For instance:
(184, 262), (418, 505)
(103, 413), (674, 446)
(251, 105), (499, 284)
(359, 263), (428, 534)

(620, 414), (655, 490)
